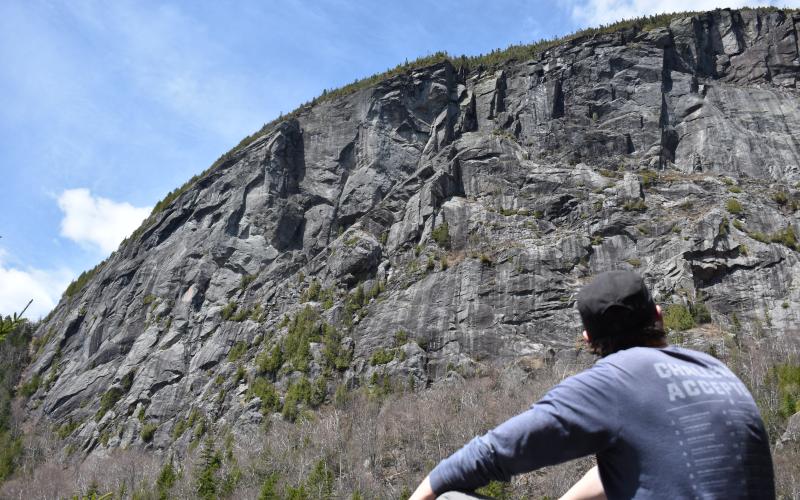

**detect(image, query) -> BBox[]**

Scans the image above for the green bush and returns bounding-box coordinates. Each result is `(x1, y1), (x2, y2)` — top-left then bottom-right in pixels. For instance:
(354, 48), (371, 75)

(623, 199), (647, 212)
(322, 323), (351, 371)
(257, 344), (284, 376)
(725, 198), (743, 215)
(227, 341), (248, 362)
(775, 364), (800, 418)
(306, 458), (334, 499)
(431, 222), (451, 249)
(638, 169), (658, 187)
(56, 419), (80, 439)
(258, 472), (281, 500)
(663, 304), (695, 332)
(96, 387), (124, 421)
(221, 301), (238, 321)
(302, 280), (322, 302)
(64, 262), (104, 298)
(18, 374), (41, 398)
(770, 226), (798, 250)
(772, 191), (789, 206)
(394, 330), (408, 346)
(240, 274), (258, 290)
(282, 377), (314, 422)
(370, 348), (395, 366)
(476, 480), (512, 499)
(284, 307), (322, 372)
(141, 423), (158, 442)
(195, 438), (222, 500)
(248, 377), (281, 414)
(690, 302), (712, 324)
(156, 457), (178, 500)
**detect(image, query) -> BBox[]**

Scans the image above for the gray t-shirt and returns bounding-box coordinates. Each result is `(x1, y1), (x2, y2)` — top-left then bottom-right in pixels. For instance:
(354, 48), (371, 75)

(429, 346), (774, 499)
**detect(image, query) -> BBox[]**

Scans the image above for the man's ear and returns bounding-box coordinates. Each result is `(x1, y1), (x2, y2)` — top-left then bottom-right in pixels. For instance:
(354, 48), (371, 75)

(655, 304), (663, 321)
(582, 330), (590, 343)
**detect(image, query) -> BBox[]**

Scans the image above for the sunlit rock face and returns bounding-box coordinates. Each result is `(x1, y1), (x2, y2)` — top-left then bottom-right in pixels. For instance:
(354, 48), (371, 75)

(24, 8), (800, 457)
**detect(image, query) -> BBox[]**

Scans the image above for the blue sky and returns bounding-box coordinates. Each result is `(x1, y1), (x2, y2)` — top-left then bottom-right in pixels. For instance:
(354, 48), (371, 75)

(1, 0), (795, 318)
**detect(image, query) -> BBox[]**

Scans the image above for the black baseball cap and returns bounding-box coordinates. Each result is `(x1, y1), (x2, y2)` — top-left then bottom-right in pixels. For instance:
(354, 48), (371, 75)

(577, 270), (657, 339)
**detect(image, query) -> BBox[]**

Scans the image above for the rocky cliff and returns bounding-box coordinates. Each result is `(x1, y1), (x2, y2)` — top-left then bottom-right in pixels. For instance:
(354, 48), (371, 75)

(21, 8), (800, 459)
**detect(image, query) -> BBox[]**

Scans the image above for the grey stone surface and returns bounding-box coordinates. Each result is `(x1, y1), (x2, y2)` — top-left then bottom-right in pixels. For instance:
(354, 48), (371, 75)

(19, 8), (800, 461)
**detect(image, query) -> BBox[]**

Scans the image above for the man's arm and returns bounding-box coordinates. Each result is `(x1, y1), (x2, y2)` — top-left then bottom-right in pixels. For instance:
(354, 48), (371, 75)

(408, 475), (435, 500)
(414, 362), (621, 496)
(559, 465), (606, 500)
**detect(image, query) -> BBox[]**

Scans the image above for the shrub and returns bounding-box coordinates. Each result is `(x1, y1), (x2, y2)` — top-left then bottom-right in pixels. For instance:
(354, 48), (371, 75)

(394, 330), (408, 346)
(770, 226), (798, 250)
(258, 472), (280, 500)
(728, 185), (742, 193)
(282, 377), (313, 421)
(56, 419), (80, 439)
(638, 169), (658, 187)
(284, 307), (322, 372)
(726, 198), (743, 214)
(240, 274), (258, 291)
(775, 364), (800, 418)
(195, 438), (222, 500)
(221, 301), (238, 321)
(690, 302), (712, 324)
(476, 480), (512, 499)
(257, 344), (284, 376)
(227, 341), (248, 362)
(302, 280), (321, 302)
(772, 191), (789, 206)
(370, 348), (395, 366)
(663, 304), (695, 331)
(431, 222), (451, 249)
(322, 323), (351, 371)
(306, 458), (334, 499)
(622, 199), (647, 212)
(141, 423), (158, 442)
(18, 374), (41, 398)
(64, 262), (104, 298)
(156, 457), (178, 500)
(96, 387), (124, 421)
(248, 377), (281, 414)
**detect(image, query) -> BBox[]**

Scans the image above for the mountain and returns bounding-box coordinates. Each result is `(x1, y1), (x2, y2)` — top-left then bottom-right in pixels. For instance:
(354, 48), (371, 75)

(8, 6), (800, 497)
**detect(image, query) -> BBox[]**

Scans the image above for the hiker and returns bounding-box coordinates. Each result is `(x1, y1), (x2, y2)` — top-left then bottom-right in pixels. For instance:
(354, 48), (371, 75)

(410, 270), (775, 499)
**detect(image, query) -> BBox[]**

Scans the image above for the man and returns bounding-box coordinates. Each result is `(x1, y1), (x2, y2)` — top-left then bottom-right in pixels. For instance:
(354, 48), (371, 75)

(410, 270), (774, 499)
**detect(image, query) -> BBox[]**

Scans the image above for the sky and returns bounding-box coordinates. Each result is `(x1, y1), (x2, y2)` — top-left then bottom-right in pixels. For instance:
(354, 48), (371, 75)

(1, 0), (796, 319)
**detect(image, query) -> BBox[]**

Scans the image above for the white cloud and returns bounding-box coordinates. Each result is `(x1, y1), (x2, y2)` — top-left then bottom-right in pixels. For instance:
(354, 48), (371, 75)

(569, 0), (800, 27)
(0, 249), (74, 320)
(58, 188), (151, 254)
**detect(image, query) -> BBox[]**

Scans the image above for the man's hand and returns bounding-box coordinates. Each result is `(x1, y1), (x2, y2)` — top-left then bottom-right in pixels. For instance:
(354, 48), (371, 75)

(409, 475), (436, 500)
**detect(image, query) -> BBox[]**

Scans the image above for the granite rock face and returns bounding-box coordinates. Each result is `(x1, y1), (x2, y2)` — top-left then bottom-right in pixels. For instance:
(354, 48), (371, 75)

(22, 9), (800, 458)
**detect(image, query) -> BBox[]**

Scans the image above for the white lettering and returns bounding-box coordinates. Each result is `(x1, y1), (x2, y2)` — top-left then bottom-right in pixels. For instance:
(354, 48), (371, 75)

(655, 363), (672, 378)
(698, 380), (715, 395)
(668, 382), (686, 401)
(683, 380), (701, 396)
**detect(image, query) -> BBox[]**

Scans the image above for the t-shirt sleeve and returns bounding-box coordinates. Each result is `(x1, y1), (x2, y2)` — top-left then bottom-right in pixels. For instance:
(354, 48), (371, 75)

(428, 362), (622, 495)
